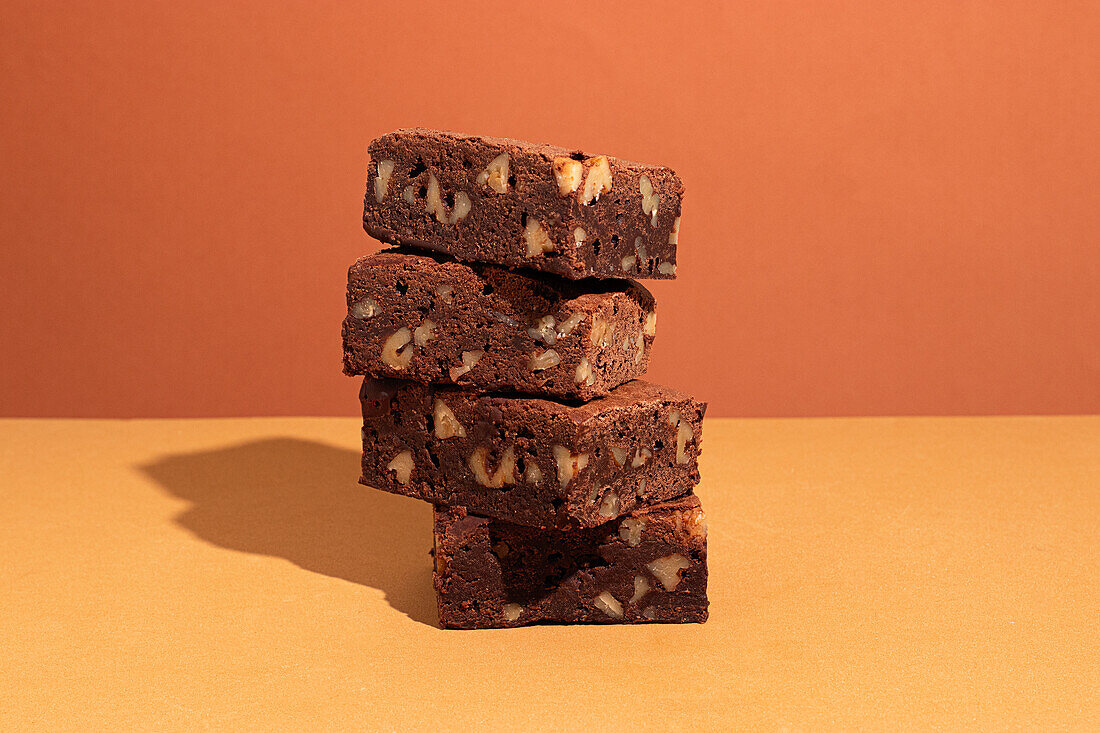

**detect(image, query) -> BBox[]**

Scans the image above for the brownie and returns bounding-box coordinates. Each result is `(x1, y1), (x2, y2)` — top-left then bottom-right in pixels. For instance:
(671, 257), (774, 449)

(363, 128), (683, 280)
(432, 494), (708, 628)
(343, 249), (656, 400)
(360, 378), (705, 529)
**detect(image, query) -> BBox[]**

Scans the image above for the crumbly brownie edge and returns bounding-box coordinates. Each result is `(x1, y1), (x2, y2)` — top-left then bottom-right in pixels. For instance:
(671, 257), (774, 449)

(432, 494), (708, 628)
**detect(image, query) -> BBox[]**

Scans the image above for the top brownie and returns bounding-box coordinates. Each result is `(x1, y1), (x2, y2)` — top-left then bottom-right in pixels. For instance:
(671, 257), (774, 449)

(364, 128), (683, 280)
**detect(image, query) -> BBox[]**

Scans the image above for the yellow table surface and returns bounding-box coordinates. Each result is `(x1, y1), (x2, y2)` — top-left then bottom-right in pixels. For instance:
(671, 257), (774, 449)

(2, 417), (1097, 730)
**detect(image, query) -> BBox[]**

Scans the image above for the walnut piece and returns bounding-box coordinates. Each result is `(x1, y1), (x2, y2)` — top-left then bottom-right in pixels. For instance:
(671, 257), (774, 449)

(552, 157), (583, 196)
(621, 255), (636, 273)
(580, 155), (612, 205)
(573, 227), (586, 247)
(598, 492), (620, 518)
(524, 461), (543, 484)
(524, 218), (555, 257)
(586, 483), (600, 505)
(526, 315), (557, 345)
(589, 316), (614, 348)
(667, 410), (694, 464)
(381, 327), (413, 369)
(643, 310), (657, 337)
(413, 319), (436, 347)
(633, 332), (645, 364)
(634, 236), (648, 262)
(502, 603), (523, 622)
(448, 349), (484, 381)
(676, 420), (693, 465)
(425, 173), (470, 225)
(451, 192), (471, 223)
(657, 260), (677, 276)
(642, 606), (657, 620)
(687, 508), (708, 539)
(386, 450), (413, 485)
(619, 517), (645, 547)
(402, 185), (416, 204)
(631, 447), (652, 468)
(350, 298), (379, 319)
(629, 575), (650, 604)
(574, 357), (594, 386)
(468, 445), (516, 488)
(425, 173), (447, 224)
(434, 284), (453, 304)
(374, 160), (395, 203)
(592, 590), (623, 619)
(557, 312), (585, 337)
(552, 445), (589, 489)
(647, 554), (690, 591)
(669, 216), (681, 245)
(528, 349), (560, 371)
(433, 399), (466, 439)
(639, 174), (659, 226)
(610, 446), (628, 467)
(476, 152), (510, 194)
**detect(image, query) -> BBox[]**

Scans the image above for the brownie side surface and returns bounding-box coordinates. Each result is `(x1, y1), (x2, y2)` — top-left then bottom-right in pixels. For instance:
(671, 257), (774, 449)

(360, 378), (706, 529)
(363, 128), (683, 280)
(342, 249), (656, 400)
(433, 495), (709, 629)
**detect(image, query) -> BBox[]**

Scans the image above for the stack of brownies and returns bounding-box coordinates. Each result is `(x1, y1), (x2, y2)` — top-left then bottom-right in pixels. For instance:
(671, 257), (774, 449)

(342, 129), (708, 628)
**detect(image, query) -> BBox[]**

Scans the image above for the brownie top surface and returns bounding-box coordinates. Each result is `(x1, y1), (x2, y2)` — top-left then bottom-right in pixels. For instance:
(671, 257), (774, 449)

(350, 247), (647, 300)
(437, 492), (701, 526)
(451, 378), (698, 424)
(529, 379), (697, 421)
(375, 127), (678, 176)
(361, 377), (699, 425)
(633, 492), (701, 516)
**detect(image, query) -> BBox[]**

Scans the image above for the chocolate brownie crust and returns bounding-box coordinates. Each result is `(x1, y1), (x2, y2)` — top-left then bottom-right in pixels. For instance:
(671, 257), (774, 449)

(360, 378), (706, 529)
(343, 249), (656, 400)
(364, 128), (683, 280)
(433, 495), (709, 628)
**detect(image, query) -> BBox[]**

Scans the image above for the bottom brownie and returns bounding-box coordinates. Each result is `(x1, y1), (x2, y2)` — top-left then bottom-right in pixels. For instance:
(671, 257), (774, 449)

(432, 494), (708, 629)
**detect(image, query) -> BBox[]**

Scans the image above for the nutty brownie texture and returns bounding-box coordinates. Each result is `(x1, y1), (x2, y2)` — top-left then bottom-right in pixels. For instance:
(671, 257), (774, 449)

(360, 378), (705, 529)
(433, 494), (708, 629)
(364, 128), (683, 280)
(343, 249), (656, 400)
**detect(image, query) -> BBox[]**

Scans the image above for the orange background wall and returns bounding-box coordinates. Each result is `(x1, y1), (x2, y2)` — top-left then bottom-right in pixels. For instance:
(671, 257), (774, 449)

(1, 1), (1097, 418)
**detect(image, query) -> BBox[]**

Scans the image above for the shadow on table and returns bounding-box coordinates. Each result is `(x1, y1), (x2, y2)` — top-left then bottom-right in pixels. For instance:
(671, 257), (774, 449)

(139, 437), (436, 626)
